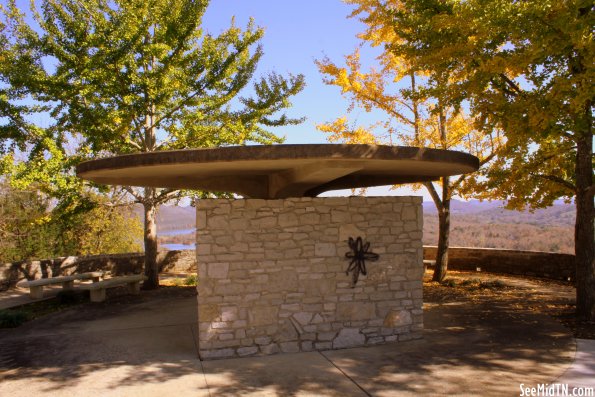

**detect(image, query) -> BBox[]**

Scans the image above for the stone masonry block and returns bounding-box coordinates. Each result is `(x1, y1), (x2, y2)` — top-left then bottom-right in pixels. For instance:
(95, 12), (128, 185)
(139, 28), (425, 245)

(336, 302), (377, 321)
(248, 306), (279, 326)
(333, 328), (365, 349)
(314, 243), (336, 257)
(401, 206), (417, 221)
(197, 210), (207, 229)
(208, 263), (229, 279)
(207, 215), (229, 229)
(383, 309), (413, 328)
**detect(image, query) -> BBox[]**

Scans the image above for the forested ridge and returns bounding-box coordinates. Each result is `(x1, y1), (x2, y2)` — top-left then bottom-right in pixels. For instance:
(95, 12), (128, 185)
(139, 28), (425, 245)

(153, 201), (575, 254)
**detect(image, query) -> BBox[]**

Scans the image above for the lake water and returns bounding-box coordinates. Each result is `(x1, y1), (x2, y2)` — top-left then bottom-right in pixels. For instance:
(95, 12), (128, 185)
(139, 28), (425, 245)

(162, 243), (196, 250)
(158, 228), (196, 250)
(158, 228), (195, 236)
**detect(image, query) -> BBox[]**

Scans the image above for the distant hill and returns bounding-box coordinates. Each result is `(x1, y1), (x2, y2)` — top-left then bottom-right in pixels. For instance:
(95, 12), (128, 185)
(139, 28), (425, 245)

(133, 204), (196, 231)
(422, 200), (575, 253)
(423, 199), (575, 227)
(423, 199), (506, 214)
(139, 200), (576, 254)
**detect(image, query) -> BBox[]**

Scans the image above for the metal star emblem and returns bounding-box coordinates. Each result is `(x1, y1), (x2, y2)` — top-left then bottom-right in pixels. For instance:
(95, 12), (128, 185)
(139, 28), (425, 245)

(345, 236), (379, 287)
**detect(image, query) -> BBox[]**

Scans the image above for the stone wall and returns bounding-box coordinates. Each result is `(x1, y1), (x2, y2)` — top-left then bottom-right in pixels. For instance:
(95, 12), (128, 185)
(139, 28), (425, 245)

(423, 246), (575, 281)
(2, 243), (574, 292)
(196, 196), (424, 360)
(0, 250), (196, 290)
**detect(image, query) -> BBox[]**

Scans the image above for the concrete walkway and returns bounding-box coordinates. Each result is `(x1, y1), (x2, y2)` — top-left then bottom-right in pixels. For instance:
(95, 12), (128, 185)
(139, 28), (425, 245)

(0, 285), (591, 397)
(558, 339), (595, 389)
(0, 285), (63, 310)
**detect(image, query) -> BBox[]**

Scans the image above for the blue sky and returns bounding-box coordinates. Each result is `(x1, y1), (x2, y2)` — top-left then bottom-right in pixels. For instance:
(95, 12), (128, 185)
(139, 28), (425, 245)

(201, 0), (379, 145)
(8, 0), (432, 199)
(202, 1), (432, 199)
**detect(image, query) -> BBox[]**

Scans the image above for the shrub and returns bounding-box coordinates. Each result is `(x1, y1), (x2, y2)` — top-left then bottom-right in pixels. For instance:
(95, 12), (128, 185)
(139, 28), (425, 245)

(169, 278), (183, 286)
(184, 274), (197, 286)
(0, 310), (28, 328)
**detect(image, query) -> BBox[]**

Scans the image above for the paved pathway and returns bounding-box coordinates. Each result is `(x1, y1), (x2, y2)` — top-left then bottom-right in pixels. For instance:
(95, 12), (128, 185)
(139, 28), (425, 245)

(0, 283), (591, 396)
(558, 339), (595, 389)
(0, 286), (62, 310)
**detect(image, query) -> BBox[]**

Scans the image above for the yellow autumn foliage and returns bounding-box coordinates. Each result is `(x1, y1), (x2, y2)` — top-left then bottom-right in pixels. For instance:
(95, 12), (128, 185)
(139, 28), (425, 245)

(316, 1), (503, 200)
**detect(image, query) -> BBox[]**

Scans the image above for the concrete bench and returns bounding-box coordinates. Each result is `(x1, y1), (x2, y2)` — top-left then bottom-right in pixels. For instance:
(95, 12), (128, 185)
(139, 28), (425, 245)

(79, 275), (147, 302)
(423, 260), (436, 271)
(19, 272), (104, 299)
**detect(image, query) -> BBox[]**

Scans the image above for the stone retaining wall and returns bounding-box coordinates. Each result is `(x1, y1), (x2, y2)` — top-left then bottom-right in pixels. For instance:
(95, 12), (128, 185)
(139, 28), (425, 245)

(423, 246), (575, 281)
(2, 244), (575, 292)
(196, 196), (424, 360)
(0, 250), (196, 290)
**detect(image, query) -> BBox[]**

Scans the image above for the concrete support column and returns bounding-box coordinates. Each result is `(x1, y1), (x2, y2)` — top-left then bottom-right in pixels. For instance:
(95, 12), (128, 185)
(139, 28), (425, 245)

(196, 196), (424, 360)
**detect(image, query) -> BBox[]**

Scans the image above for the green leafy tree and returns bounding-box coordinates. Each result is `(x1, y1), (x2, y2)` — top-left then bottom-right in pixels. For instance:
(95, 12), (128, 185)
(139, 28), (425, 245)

(368, 0), (593, 319)
(1, 0), (305, 288)
(0, 182), (59, 262)
(0, 182), (142, 262)
(64, 190), (143, 256)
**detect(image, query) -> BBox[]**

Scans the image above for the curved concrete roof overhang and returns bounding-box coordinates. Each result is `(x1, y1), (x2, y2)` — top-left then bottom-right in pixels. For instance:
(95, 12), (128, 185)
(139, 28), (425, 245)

(76, 144), (479, 199)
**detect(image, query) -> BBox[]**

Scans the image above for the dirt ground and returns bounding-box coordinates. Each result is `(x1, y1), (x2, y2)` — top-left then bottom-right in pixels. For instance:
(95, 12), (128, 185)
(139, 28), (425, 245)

(423, 269), (595, 339)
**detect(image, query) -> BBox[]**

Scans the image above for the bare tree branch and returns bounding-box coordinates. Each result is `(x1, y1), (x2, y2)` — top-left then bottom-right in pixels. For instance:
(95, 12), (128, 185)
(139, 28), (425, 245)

(534, 174), (576, 193)
(155, 188), (181, 203)
(126, 139), (143, 151)
(122, 186), (144, 202)
(424, 181), (443, 210)
(499, 73), (523, 96)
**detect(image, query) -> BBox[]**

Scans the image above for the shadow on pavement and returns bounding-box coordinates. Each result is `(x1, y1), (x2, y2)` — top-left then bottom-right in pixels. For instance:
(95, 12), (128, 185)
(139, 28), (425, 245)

(0, 280), (576, 396)
(322, 299), (574, 396)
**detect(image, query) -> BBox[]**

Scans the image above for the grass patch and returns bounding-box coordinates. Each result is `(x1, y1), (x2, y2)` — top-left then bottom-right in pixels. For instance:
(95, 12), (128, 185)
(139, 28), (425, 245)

(457, 278), (507, 290)
(169, 278), (182, 286)
(459, 278), (482, 287)
(437, 277), (507, 291)
(183, 274), (197, 286)
(160, 274), (197, 287)
(479, 279), (507, 289)
(441, 279), (457, 287)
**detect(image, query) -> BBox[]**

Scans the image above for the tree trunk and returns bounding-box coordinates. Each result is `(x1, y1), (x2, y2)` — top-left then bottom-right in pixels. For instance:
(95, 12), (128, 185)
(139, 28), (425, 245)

(433, 177), (451, 282)
(575, 102), (594, 321)
(410, 72), (420, 144)
(142, 193), (159, 290)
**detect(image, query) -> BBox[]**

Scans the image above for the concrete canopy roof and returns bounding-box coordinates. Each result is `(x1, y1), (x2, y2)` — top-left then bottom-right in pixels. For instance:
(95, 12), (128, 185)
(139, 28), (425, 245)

(76, 144), (479, 199)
